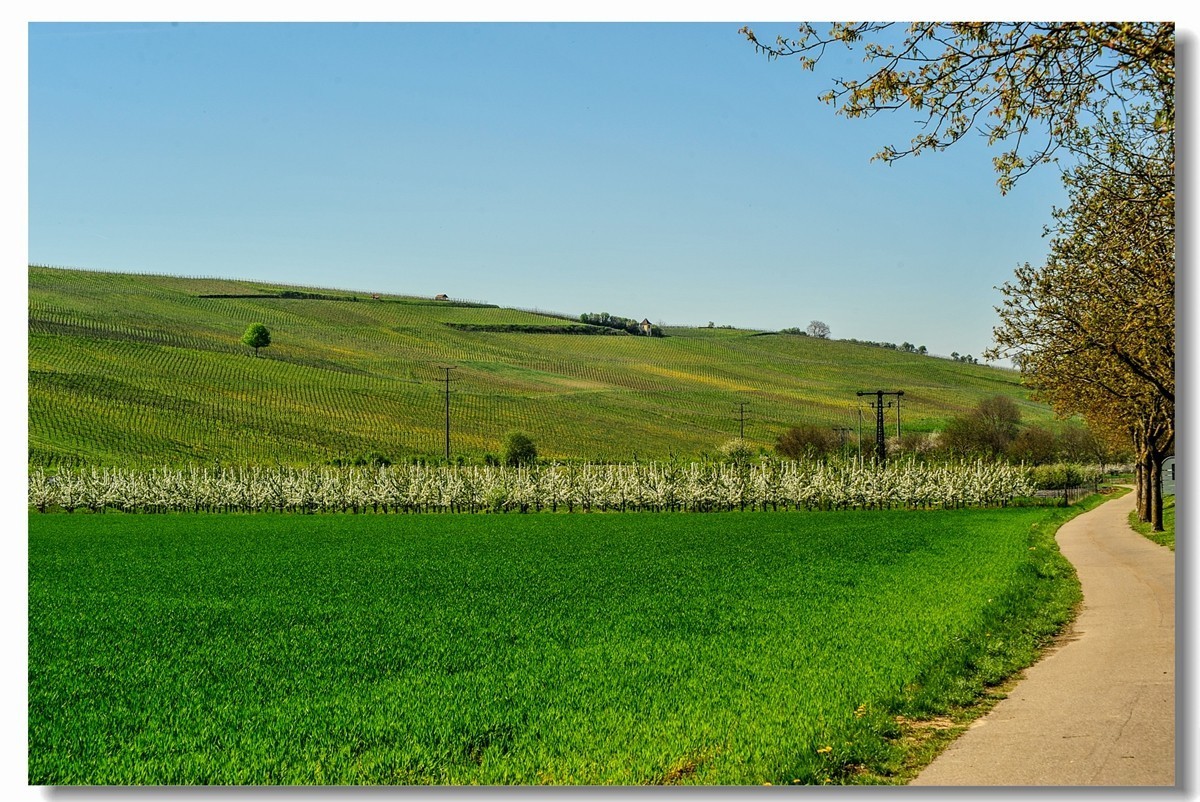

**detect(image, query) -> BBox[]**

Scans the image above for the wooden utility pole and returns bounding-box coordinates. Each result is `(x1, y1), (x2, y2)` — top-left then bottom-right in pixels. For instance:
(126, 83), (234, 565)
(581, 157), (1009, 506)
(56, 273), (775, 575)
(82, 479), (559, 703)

(857, 405), (863, 457)
(440, 366), (457, 461)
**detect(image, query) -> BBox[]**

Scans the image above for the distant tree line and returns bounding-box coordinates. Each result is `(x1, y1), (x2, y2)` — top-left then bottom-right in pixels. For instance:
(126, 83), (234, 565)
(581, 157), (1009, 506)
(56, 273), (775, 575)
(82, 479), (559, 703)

(777, 330), (982, 361)
(840, 338), (929, 355)
(775, 396), (1129, 468)
(936, 397), (1128, 466)
(579, 313), (663, 337)
(204, 290), (356, 301)
(444, 323), (628, 335)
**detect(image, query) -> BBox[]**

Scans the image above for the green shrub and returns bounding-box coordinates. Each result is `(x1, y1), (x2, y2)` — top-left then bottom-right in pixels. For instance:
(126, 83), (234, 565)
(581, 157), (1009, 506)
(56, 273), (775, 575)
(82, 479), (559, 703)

(776, 424), (838, 459)
(719, 438), (755, 465)
(1029, 463), (1102, 490)
(503, 432), (538, 466)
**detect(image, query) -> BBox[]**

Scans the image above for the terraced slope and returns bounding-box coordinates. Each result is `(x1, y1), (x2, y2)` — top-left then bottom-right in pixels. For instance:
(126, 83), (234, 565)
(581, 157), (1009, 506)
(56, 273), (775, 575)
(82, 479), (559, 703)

(28, 265), (1046, 467)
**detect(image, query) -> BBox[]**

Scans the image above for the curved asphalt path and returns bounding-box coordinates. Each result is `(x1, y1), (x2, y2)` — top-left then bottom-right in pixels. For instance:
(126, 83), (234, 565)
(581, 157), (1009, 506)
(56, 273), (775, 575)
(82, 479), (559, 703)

(911, 490), (1175, 786)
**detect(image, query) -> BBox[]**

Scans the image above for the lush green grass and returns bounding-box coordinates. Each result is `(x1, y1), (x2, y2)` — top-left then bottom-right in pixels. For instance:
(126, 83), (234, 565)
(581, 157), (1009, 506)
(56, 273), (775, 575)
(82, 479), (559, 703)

(29, 265), (1053, 467)
(1129, 495), (1175, 550)
(30, 506), (1082, 785)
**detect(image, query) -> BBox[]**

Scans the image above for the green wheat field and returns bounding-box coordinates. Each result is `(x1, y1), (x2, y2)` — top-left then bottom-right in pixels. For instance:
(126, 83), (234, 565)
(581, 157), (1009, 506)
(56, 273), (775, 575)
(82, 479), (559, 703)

(29, 506), (1084, 785)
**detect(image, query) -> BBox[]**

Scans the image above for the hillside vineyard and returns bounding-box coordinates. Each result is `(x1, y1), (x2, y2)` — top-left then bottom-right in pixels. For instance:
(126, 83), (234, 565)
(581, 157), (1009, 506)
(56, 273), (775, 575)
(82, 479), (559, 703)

(28, 266), (1049, 467)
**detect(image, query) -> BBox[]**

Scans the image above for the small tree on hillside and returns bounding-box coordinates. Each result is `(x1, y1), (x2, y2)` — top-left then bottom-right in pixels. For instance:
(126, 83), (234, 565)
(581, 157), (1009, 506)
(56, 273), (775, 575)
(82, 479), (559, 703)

(241, 323), (272, 357)
(503, 431), (538, 466)
(806, 320), (831, 339)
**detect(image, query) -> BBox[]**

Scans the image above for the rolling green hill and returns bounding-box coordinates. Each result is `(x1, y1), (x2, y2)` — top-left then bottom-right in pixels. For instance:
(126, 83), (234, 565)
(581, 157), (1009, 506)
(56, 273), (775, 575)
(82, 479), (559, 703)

(28, 265), (1049, 467)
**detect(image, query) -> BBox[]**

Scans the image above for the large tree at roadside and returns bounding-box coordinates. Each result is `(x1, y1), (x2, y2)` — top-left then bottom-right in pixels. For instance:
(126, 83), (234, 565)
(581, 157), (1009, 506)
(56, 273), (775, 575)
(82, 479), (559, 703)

(989, 117), (1174, 529)
(740, 22), (1174, 192)
(744, 21), (1175, 528)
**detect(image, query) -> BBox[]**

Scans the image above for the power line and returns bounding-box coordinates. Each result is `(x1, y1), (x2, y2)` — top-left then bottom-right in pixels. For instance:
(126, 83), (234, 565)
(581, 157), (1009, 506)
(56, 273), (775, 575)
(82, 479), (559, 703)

(734, 402), (749, 439)
(856, 390), (904, 464)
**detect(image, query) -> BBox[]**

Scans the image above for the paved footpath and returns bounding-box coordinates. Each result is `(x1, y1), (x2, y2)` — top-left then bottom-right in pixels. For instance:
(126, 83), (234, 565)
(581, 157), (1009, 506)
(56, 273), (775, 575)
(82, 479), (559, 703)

(912, 490), (1175, 786)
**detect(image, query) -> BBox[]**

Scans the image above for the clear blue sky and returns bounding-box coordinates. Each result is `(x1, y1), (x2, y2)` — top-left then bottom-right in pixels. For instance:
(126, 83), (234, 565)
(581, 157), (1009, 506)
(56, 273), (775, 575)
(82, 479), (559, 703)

(9, 11), (1198, 796)
(21, 19), (1134, 360)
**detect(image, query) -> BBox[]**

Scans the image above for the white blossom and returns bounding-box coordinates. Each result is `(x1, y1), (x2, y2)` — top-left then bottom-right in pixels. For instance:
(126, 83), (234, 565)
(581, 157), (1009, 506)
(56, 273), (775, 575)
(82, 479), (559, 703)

(28, 458), (1040, 514)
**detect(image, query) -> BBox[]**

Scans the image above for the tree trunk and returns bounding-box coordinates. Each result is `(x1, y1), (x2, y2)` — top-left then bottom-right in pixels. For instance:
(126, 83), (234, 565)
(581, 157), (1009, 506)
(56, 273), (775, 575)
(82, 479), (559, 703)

(1135, 457), (1149, 523)
(1145, 428), (1166, 533)
(1132, 424), (1150, 523)
(1132, 412), (1171, 531)
(1149, 456), (1164, 532)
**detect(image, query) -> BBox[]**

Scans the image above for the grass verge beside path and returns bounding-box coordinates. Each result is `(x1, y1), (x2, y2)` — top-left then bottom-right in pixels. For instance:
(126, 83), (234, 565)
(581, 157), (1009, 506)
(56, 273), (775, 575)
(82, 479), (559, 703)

(888, 489), (1120, 782)
(30, 502), (1096, 785)
(1129, 495), (1175, 551)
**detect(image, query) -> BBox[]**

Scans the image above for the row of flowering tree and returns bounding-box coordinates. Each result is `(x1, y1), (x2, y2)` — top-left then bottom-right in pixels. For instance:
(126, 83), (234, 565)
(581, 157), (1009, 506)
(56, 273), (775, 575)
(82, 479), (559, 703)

(28, 459), (1036, 514)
